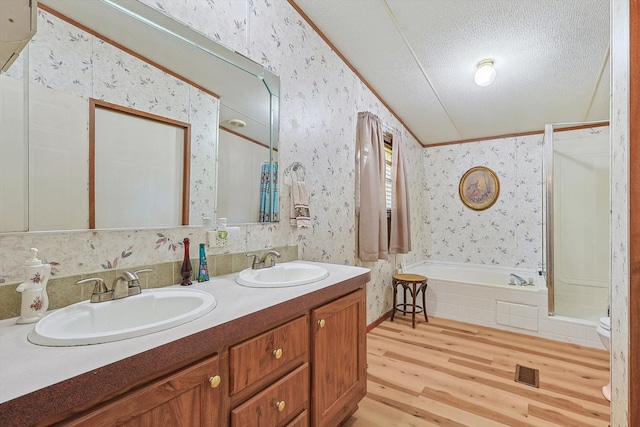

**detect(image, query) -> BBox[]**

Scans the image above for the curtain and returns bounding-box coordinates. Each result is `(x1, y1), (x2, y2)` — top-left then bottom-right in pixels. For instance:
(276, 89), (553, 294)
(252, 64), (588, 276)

(357, 112), (388, 261)
(271, 162), (279, 221)
(389, 129), (411, 254)
(259, 162), (279, 222)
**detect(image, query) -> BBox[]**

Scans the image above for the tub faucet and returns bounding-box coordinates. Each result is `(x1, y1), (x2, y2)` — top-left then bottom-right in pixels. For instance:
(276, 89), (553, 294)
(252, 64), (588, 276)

(509, 273), (528, 286)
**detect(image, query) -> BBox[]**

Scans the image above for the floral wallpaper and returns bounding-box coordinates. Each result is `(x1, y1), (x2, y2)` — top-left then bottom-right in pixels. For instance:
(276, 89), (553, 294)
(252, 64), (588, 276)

(422, 135), (544, 270)
(610, 0), (630, 424)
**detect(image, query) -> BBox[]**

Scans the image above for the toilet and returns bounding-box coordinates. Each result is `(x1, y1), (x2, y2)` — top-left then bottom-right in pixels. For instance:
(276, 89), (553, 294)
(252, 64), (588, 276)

(596, 316), (611, 401)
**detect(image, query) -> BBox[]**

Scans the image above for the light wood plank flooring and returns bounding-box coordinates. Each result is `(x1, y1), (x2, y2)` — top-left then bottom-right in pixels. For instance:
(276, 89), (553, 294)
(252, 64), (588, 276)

(345, 316), (610, 427)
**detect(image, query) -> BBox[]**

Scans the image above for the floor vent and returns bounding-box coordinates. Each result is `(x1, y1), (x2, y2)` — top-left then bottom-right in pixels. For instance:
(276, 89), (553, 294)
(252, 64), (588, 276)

(515, 364), (539, 388)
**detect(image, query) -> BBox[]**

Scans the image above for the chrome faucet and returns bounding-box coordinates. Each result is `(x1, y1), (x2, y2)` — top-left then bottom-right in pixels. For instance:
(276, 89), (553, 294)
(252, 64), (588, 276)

(260, 250), (281, 267)
(509, 273), (528, 286)
(246, 250), (282, 270)
(246, 253), (262, 269)
(112, 271), (138, 299)
(76, 269), (153, 303)
(127, 268), (153, 296)
(76, 277), (112, 303)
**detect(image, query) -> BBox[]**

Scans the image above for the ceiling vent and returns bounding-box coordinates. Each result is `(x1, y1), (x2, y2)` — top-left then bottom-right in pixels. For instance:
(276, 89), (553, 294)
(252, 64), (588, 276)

(0, 0), (38, 72)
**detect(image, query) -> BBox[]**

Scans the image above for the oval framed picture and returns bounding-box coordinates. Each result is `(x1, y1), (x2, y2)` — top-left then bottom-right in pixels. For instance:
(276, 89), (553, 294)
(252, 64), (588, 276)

(459, 166), (500, 210)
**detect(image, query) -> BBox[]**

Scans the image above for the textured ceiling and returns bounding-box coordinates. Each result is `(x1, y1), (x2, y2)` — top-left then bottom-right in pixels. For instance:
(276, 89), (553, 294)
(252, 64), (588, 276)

(291, 0), (610, 146)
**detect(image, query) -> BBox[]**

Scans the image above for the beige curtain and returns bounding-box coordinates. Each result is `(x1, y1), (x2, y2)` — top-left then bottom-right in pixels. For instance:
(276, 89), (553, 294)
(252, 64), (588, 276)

(389, 129), (411, 254)
(357, 112), (388, 261)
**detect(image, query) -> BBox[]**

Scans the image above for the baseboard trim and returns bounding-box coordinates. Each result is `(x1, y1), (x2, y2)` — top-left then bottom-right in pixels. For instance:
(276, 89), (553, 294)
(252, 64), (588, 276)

(367, 310), (392, 332)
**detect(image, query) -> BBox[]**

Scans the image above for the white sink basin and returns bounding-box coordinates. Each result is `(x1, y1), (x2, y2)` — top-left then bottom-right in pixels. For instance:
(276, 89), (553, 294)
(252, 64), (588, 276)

(236, 262), (329, 288)
(28, 288), (216, 347)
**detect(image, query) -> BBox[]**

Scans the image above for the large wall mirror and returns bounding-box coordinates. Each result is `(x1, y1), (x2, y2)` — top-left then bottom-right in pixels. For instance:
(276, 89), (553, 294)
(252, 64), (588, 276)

(90, 99), (191, 229)
(0, 0), (279, 233)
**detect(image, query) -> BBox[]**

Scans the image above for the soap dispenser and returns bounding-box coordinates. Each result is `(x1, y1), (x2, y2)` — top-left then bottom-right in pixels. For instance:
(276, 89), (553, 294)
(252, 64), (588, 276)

(15, 248), (51, 324)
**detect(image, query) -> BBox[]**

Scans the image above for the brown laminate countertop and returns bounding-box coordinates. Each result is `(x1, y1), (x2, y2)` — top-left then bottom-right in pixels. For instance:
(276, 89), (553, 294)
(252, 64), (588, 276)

(0, 261), (370, 426)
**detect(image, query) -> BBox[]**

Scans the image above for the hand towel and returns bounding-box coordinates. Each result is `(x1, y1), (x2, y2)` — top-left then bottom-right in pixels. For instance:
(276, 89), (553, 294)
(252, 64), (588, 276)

(290, 180), (311, 228)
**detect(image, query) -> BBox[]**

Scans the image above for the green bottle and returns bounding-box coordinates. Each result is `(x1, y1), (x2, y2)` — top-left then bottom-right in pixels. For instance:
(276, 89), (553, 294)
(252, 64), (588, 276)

(198, 243), (209, 282)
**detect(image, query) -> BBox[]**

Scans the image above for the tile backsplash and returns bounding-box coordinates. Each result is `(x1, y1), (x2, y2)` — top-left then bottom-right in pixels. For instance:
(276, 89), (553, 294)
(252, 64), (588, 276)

(0, 244), (297, 320)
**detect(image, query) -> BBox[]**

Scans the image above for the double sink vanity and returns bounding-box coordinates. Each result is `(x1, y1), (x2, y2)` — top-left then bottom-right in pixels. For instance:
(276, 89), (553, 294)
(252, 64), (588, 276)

(0, 261), (370, 426)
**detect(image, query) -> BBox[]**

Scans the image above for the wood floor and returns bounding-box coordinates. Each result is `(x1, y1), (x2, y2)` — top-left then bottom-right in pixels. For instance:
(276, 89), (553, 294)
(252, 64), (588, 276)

(345, 316), (610, 427)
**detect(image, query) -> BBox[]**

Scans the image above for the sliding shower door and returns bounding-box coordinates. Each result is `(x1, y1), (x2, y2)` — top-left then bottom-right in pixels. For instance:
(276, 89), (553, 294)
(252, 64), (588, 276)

(544, 123), (610, 321)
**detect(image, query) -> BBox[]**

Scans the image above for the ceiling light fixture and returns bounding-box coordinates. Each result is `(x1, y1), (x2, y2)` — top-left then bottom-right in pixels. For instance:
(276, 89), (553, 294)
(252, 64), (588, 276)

(474, 59), (496, 87)
(227, 119), (246, 128)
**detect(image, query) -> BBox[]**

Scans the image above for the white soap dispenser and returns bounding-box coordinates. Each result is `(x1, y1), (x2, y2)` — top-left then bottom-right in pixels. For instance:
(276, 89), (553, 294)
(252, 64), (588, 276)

(15, 248), (51, 324)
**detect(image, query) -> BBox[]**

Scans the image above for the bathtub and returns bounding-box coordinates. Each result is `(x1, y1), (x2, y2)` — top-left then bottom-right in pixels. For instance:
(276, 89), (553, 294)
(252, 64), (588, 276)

(398, 260), (603, 348)
(402, 260), (545, 290)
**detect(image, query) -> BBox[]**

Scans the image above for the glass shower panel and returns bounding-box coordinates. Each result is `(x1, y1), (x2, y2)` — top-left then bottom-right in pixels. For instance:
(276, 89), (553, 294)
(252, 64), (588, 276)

(550, 125), (610, 321)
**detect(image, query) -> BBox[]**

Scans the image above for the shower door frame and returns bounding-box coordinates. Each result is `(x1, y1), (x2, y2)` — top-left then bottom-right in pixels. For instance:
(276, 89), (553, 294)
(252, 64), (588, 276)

(543, 120), (610, 317)
(544, 124), (555, 316)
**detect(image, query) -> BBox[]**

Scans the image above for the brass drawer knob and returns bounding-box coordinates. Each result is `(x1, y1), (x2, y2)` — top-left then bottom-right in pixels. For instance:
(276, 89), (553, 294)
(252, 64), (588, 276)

(276, 400), (286, 412)
(209, 375), (221, 389)
(318, 319), (326, 328)
(273, 348), (283, 359)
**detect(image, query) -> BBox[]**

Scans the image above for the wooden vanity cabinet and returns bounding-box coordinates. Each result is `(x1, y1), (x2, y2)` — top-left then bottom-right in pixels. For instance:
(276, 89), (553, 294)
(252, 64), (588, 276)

(63, 354), (222, 427)
(46, 280), (367, 427)
(228, 288), (366, 427)
(311, 289), (367, 427)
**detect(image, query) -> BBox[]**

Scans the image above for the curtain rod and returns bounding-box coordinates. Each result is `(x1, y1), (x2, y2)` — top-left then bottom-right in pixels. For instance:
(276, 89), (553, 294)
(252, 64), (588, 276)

(383, 124), (399, 136)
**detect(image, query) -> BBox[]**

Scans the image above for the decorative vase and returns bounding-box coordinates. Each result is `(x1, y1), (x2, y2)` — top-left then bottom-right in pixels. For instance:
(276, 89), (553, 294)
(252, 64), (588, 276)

(198, 243), (210, 282)
(180, 238), (192, 286)
(16, 248), (51, 324)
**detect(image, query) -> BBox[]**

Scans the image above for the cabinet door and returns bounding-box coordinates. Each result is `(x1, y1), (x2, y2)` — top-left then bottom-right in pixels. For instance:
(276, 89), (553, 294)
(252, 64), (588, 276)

(65, 355), (222, 427)
(310, 289), (366, 427)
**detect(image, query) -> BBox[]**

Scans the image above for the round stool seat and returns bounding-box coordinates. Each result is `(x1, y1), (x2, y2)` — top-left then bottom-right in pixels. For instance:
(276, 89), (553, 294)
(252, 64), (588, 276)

(393, 273), (427, 283)
(391, 273), (428, 328)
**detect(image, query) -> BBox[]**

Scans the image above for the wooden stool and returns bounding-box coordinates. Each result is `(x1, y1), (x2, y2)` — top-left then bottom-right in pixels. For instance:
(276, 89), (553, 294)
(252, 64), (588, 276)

(391, 273), (428, 328)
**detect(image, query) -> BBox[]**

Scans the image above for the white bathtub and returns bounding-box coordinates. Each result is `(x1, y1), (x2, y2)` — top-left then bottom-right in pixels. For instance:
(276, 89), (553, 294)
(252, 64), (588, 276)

(402, 260), (545, 290)
(398, 260), (603, 348)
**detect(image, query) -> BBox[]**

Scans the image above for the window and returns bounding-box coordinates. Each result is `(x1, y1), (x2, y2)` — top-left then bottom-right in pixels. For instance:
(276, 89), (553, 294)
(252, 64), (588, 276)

(384, 134), (393, 243)
(384, 134), (393, 210)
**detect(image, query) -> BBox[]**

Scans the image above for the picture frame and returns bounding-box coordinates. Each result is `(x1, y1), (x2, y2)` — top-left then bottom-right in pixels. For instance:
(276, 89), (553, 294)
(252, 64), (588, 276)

(459, 166), (500, 210)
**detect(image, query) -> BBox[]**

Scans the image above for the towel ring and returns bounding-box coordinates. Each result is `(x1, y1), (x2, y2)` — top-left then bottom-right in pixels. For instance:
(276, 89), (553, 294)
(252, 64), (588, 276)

(285, 162), (306, 181)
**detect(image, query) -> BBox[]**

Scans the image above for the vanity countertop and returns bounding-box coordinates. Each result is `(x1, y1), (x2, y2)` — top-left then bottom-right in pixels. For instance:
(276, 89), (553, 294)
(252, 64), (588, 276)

(0, 261), (370, 426)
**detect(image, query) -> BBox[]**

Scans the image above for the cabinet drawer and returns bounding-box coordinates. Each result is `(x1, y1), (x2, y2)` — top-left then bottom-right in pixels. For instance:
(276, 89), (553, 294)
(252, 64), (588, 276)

(286, 410), (309, 427)
(230, 315), (308, 394)
(231, 363), (309, 427)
